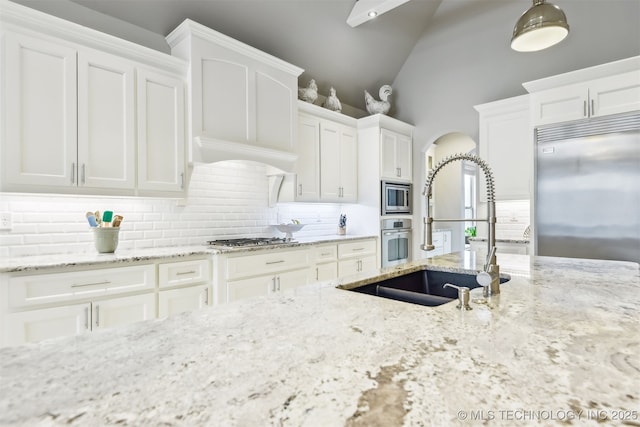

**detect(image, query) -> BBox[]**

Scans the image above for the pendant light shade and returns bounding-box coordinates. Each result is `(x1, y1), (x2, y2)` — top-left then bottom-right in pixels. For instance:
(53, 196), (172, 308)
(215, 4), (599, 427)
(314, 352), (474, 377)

(511, 0), (569, 52)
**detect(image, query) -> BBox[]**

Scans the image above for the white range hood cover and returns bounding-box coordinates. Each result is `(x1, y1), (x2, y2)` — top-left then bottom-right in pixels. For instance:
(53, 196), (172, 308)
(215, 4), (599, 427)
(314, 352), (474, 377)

(193, 136), (298, 173)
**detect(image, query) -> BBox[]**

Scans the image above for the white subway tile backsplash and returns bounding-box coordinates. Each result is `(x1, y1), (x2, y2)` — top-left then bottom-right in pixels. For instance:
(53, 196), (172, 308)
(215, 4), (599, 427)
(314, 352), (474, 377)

(1, 161), (344, 257)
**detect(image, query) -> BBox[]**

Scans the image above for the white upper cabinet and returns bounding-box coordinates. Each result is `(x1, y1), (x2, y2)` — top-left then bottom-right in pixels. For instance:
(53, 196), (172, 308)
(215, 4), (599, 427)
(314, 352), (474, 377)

(294, 102), (358, 203)
(77, 48), (136, 190)
(137, 68), (186, 193)
(295, 114), (321, 201)
(319, 119), (357, 202)
(358, 114), (414, 183)
(380, 129), (412, 181)
(0, 2), (188, 196)
(166, 19), (303, 168)
(525, 56), (640, 126)
(3, 32), (78, 189)
(475, 95), (532, 201)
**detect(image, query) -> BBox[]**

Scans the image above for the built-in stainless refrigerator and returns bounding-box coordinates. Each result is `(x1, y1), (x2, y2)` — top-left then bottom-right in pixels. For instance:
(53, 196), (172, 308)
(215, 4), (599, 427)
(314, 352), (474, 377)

(535, 111), (640, 263)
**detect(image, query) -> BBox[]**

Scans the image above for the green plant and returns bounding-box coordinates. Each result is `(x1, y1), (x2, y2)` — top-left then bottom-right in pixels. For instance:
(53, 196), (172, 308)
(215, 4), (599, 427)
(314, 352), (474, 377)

(465, 226), (476, 237)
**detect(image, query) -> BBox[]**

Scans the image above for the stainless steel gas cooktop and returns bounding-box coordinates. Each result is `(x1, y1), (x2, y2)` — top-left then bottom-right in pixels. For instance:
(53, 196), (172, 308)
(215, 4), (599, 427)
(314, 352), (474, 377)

(207, 237), (296, 247)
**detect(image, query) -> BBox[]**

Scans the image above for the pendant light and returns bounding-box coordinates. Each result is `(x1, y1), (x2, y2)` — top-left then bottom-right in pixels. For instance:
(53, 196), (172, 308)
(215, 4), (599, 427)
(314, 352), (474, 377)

(511, 0), (569, 52)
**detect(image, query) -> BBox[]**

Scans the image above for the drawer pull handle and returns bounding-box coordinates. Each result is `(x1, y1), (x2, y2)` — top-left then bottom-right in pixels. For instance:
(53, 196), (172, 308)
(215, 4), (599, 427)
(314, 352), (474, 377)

(352, 248), (365, 252)
(266, 260), (285, 265)
(320, 252), (332, 256)
(95, 305), (100, 327)
(204, 287), (209, 306)
(71, 280), (110, 288)
(84, 307), (89, 330)
(176, 270), (196, 276)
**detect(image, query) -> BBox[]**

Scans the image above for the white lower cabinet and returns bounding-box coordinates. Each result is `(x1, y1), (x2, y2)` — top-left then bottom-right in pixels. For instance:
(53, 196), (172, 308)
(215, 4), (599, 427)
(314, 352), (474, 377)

(91, 293), (155, 330)
(337, 239), (377, 276)
(1, 263), (156, 347)
(157, 258), (212, 317)
(4, 293), (154, 346)
(218, 248), (311, 303)
(425, 230), (452, 258)
(309, 243), (338, 283)
(5, 303), (90, 346)
(158, 286), (209, 318)
(226, 268), (310, 302)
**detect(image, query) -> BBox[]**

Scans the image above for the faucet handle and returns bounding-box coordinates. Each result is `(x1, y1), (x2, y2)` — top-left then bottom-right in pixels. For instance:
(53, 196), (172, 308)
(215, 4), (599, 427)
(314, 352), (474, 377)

(484, 246), (497, 272)
(476, 271), (492, 298)
(443, 283), (472, 310)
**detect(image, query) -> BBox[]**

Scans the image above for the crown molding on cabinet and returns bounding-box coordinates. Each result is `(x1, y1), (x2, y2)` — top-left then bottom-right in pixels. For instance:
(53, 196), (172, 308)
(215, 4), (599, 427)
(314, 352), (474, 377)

(166, 19), (304, 78)
(0, 0), (187, 75)
(357, 112), (414, 135)
(523, 55), (640, 93)
(298, 101), (358, 127)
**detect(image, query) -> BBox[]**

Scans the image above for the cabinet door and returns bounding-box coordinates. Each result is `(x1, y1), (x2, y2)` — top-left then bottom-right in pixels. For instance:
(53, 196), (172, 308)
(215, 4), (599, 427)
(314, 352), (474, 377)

(312, 262), (338, 283)
(590, 70), (640, 118)
(338, 259), (360, 277)
(158, 286), (209, 318)
(92, 293), (155, 330)
(530, 84), (588, 126)
(295, 115), (320, 201)
(360, 255), (377, 273)
(3, 33), (77, 188)
(380, 130), (398, 178)
(442, 231), (452, 254)
(478, 95), (531, 201)
(380, 130), (412, 181)
(319, 121), (342, 201)
(226, 275), (272, 302)
(4, 303), (90, 346)
(77, 49), (135, 189)
(395, 133), (412, 181)
(137, 68), (186, 193)
(339, 126), (358, 202)
(275, 269), (309, 292)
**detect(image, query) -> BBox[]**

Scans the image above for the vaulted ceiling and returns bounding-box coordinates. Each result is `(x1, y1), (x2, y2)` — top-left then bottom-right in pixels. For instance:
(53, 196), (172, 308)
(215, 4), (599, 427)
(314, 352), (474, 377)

(63, 0), (443, 112)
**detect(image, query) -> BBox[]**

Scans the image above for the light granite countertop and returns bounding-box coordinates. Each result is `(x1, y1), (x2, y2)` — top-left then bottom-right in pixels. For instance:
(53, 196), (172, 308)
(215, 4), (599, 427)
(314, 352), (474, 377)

(1, 252), (639, 426)
(0, 235), (377, 273)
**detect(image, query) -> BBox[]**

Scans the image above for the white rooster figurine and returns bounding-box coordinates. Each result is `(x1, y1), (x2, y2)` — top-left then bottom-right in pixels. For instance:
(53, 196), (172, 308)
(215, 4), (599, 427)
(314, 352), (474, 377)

(298, 79), (318, 104)
(364, 85), (393, 115)
(322, 87), (342, 112)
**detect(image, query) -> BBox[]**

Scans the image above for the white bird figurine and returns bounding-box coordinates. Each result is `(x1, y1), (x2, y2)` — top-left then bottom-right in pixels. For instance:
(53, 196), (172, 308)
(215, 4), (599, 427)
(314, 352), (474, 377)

(298, 79), (318, 104)
(322, 87), (342, 112)
(364, 85), (393, 115)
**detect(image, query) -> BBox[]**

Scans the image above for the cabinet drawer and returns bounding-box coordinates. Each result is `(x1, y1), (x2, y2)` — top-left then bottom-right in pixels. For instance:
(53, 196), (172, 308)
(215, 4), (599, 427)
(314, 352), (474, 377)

(310, 244), (338, 263)
(8, 264), (156, 309)
(226, 249), (310, 280)
(338, 239), (377, 259)
(158, 259), (210, 289)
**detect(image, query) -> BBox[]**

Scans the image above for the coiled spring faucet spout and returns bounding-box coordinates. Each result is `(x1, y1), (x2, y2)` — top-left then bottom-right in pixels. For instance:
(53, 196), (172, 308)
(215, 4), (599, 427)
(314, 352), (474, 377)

(422, 153), (501, 295)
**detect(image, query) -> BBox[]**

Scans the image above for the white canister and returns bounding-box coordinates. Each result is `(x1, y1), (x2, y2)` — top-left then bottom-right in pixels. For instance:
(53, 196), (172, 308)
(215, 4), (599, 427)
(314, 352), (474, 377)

(93, 227), (120, 253)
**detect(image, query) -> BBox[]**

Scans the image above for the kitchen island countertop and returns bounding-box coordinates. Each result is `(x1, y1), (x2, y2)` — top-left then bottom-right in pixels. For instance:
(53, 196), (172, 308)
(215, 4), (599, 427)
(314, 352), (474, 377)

(1, 252), (639, 426)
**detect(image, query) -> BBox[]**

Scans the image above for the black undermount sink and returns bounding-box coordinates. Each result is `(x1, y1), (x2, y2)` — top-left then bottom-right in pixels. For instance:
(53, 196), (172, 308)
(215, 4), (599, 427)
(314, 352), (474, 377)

(345, 270), (510, 307)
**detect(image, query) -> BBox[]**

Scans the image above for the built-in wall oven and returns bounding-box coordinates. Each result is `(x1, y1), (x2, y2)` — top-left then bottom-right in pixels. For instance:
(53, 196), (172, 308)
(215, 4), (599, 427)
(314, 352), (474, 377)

(381, 181), (412, 215)
(381, 218), (412, 267)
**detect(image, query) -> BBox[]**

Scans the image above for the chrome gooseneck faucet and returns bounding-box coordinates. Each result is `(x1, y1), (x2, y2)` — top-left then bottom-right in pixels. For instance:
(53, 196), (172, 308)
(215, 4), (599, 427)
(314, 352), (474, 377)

(422, 153), (501, 295)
